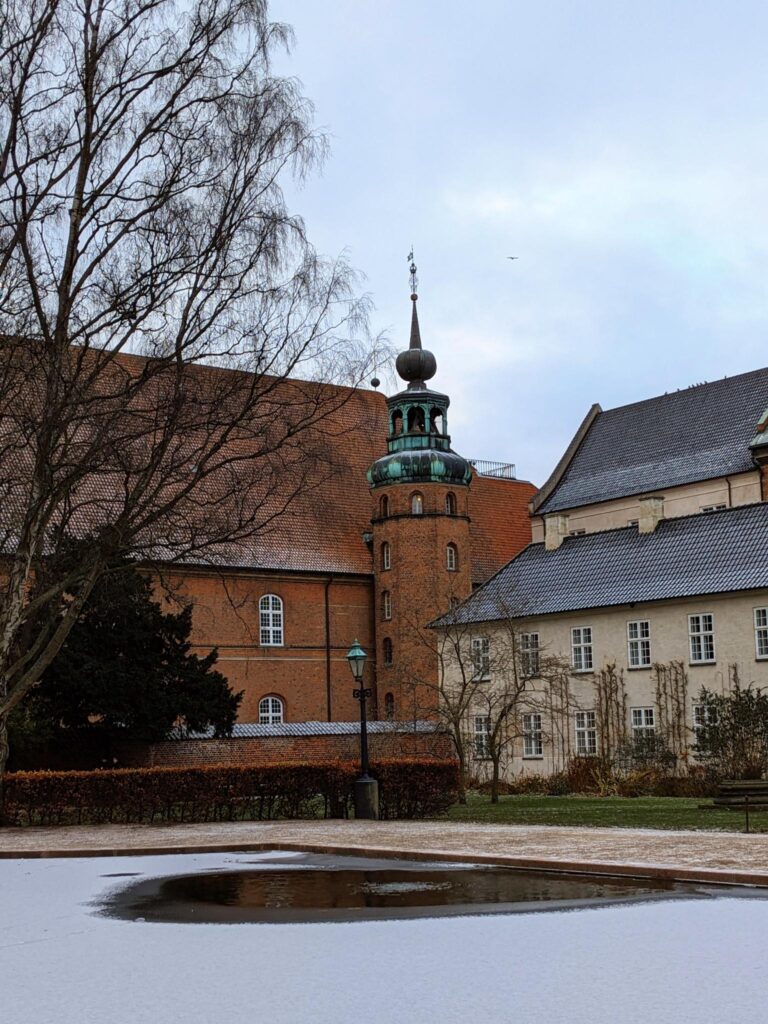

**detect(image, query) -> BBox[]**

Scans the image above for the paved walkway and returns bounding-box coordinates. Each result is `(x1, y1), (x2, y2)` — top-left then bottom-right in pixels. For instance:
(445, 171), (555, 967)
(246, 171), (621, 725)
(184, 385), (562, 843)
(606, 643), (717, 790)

(3, 820), (768, 886)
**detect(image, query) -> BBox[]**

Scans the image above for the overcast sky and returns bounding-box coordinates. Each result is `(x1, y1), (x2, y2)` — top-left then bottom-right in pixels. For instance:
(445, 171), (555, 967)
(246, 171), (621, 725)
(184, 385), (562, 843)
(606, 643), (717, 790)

(270, 0), (768, 485)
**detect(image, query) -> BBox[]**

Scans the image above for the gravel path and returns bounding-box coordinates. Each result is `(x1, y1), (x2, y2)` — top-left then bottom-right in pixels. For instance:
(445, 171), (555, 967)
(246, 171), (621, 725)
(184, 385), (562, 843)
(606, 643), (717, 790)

(3, 819), (768, 885)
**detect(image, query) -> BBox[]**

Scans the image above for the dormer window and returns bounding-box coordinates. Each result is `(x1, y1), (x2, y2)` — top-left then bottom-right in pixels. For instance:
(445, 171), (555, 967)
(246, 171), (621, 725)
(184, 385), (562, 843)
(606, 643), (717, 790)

(411, 492), (424, 515)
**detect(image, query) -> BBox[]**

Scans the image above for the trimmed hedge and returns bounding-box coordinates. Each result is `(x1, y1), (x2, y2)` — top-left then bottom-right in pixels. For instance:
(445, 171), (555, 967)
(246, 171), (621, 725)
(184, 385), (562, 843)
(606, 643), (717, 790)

(2, 758), (459, 826)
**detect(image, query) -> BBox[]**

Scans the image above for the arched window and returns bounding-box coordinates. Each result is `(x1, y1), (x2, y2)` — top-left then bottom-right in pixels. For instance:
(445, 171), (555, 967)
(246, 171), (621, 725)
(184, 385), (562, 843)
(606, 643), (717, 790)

(259, 695), (284, 725)
(407, 406), (425, 432)
(381, 541), (391, 571)
(411, 492), (424, 515)
(382, 590), (392, 620)
(392, 410), (403, 436)
(259, 594), (283, 645)
(384, 692), (395, 720)
(445, 492), (457, 515)
(383, 637), (393, 665)
(446, 543), (458, 571)
(380, 495), (389, 518)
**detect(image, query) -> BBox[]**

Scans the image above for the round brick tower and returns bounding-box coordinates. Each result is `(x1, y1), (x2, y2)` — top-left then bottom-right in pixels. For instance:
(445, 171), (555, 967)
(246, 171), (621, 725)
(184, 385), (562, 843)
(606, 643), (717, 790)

(367, 258), (473, 720)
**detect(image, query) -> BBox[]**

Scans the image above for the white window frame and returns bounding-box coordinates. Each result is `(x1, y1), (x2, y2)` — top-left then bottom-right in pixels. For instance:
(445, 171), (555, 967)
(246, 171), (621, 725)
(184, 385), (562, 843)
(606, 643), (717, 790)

(446, 544), (458, 571)
(571, 626), (593, 672)
(631, 706), (655, 739)
(700, 503), (727, 513)
(411, 492), (424, 515)
(575, 710), (597, 756)
(627, 519), (639, 528)
(692, 702), (717, 744)
(259, 594), (284, 646)
(474, 716), (491, 759)
(471, 636), (491, 680)
(259, 696), (284, 725)
(689, 613), (715, 664)
(520, 632), (540, 677)
(569, 528), (586, 537)
(522, 713), (543, 758)
(627, 620), (651, 668)
(381, 541), (391, 571)
(382, 590), (392, 621)
(445, 492), (457, 515)
(755, 608), (768, 659)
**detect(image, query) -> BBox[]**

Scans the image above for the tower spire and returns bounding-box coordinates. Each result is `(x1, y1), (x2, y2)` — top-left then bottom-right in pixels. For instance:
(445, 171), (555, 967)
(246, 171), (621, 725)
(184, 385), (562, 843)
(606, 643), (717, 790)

(396, 248), (436, 387)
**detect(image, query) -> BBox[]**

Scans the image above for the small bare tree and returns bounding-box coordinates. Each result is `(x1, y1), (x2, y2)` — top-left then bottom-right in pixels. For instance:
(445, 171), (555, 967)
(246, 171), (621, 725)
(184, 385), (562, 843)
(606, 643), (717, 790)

(0, 0), (381, 787)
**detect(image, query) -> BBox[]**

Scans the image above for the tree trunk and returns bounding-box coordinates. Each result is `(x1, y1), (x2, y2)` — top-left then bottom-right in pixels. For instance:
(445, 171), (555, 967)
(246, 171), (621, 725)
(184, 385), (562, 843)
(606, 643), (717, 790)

(0, 711), (9, 825)
(490, 756), (500, 803)
(456, 748), (467, 804)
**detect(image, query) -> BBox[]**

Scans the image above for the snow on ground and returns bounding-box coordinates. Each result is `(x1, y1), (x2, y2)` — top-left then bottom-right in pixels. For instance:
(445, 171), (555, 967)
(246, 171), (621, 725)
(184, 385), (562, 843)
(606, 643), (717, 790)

(2, 850), (767, 1024)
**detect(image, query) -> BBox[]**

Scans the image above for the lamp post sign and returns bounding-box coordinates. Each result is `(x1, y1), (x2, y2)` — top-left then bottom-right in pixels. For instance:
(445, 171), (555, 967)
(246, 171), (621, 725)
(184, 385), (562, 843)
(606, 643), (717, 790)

(346, 639), (379, 819)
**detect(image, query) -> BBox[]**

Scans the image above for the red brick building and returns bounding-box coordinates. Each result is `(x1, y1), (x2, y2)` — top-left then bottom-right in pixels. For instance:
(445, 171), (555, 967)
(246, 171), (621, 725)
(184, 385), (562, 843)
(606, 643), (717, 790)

(171, 278), (536, 726)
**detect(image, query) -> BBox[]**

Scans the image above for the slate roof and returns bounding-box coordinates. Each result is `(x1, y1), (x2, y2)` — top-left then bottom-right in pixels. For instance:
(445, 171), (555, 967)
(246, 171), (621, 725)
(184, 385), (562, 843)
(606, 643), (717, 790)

(538, 366), (768, 513)
(438, 502), (768, 625)
(178, 720), (439, 739)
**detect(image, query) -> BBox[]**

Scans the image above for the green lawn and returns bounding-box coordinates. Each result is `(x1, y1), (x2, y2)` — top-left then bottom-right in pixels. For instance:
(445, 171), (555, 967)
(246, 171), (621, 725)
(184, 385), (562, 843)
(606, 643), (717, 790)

(443, 793), (761, 832)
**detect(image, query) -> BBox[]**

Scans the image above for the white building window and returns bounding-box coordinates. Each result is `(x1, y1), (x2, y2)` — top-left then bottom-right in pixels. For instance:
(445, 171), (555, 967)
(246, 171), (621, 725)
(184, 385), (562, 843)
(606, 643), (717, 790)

(474, 716), (491, 759)
(700, 503), (727, 513)
(571, 626), (593, 672)
(520, 632), (540, 677)
(755, 608), (768, 659)
(381, 541), (391, 570)
(522, 713), (543, 757)
(446, 543), (458, 571)
(259, 594), (283, 646)
(575, 711), (598, 755)
(382, 590), (392, 621)
(445, 492), (457, 515)
(569, 528), (586, 537)
(411, 492), (424, 515)
(627, 620), (651, 668)
(692, 703), (717, 741)
(259, 696), (284, 725)
(631, 707), (655, 739)
(689, 613), (715, 663)
(471, 636), (491, 680)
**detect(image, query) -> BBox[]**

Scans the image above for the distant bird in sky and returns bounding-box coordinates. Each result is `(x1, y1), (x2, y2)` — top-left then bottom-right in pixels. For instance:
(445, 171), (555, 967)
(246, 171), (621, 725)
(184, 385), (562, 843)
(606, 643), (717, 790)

(506, 256), (519, 260)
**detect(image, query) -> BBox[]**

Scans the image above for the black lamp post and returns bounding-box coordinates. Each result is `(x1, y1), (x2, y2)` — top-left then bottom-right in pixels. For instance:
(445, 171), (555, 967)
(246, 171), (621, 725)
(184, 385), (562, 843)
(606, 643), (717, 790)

(347, 639), (379, 820)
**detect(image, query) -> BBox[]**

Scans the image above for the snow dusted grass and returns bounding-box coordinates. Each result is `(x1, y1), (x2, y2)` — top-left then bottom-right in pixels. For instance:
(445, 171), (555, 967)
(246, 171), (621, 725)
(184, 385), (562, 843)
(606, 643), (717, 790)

(446, 794), (754, 831)
(3, 850), (768, 1024)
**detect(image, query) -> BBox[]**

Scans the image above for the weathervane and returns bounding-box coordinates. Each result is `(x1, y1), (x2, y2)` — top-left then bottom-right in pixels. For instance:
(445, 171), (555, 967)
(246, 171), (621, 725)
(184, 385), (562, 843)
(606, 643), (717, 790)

(407, 248), (418, 299)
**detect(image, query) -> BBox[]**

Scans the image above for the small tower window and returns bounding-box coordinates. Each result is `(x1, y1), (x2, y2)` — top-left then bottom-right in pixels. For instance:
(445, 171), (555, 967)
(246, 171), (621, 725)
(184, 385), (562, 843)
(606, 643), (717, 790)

(384, 692), (395, 720)
(430, 408), (444, 434)
(259, 695), (284, 725)
(445, 492), (457, 515)
(259, 594), (284, 646)
(446, 543), (458, 572)
(380, 495), (389, 518)
(411, 492), (424, 515)
(407, 407), (425, 433)
(382, 590), (392, 620)
(391, 410), (403, 436)
(383, 637), (393, 665)
(381, 541), (391, 570)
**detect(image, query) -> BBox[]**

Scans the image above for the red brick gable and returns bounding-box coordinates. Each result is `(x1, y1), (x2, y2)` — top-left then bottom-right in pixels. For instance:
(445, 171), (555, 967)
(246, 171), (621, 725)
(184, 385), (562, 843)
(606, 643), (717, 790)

(469, 475), (538, 584)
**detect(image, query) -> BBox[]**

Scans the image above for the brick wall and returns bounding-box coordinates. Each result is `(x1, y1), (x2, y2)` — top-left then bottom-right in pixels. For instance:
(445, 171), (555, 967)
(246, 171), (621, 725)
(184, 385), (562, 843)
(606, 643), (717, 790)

(121, 730), (454, 768)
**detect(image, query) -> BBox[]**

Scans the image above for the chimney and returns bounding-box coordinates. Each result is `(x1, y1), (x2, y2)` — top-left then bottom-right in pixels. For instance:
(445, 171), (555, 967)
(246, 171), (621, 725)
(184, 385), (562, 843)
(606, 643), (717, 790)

(544, 513), (569, 551)
(638, 496), (664, 534)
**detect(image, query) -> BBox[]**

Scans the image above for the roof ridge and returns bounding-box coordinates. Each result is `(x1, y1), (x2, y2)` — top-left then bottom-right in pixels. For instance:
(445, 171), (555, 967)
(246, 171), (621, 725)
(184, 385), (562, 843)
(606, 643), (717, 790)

(602, 365), (768, 416)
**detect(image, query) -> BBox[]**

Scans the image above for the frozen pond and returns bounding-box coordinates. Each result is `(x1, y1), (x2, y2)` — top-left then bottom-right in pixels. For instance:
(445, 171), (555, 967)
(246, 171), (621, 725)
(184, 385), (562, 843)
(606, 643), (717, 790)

(3, 849), (768, 1023)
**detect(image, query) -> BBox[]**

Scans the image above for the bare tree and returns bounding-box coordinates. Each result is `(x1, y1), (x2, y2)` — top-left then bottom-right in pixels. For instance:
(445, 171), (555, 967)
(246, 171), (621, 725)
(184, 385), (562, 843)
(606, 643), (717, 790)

(0, 0), (381, 786)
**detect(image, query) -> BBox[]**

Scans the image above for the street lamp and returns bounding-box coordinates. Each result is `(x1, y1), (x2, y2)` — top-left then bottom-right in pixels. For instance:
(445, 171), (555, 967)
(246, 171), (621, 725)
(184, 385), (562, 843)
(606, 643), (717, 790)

(347, 639), (379, 820)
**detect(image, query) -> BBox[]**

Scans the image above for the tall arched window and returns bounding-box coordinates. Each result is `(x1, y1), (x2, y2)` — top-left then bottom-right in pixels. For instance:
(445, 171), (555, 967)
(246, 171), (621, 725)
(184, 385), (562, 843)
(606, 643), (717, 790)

(259, 695), (284, 725)
(382, 590), (392, 620)
(384, 692), (395, 720)
(383, 637), (393, 665)
(411, 492), (424, 515)
(446, 543), (458, 571)
(380, 495), (389, 518)
(259, 594), (284, 646)
(445, 492), (457, 515)
(381, 541), (391, 570)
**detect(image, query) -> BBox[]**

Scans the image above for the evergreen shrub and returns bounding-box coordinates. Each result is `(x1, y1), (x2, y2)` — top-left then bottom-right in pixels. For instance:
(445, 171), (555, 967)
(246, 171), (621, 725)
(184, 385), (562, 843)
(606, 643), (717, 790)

(2, 759), (459, 826)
